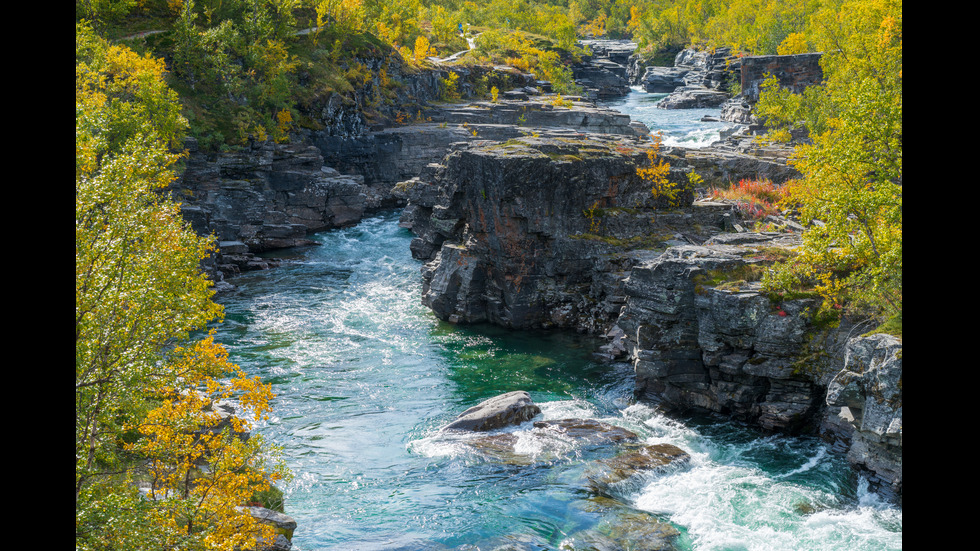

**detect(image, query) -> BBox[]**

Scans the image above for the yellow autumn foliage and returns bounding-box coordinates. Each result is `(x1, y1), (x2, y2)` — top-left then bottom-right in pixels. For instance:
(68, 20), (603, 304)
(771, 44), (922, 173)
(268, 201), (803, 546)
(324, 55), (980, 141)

(636, 133), (681, 206)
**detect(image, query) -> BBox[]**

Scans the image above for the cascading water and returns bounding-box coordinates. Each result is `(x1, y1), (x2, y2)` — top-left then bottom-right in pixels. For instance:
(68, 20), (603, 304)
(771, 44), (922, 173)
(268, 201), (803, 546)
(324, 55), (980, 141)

(600, 87), (735, 148)
(213, 91), (901, 550)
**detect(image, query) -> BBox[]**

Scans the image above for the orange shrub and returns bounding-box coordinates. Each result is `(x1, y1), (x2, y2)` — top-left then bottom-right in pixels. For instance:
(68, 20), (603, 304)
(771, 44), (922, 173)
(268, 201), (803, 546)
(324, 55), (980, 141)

(710, 178), (788, 219)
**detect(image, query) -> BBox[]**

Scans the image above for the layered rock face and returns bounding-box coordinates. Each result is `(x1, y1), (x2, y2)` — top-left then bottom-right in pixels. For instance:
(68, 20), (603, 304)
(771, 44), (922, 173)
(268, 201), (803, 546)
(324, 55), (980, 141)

(402, 134), (743, 333)
(318, 97), (648, 198)
(631, 48), (823, 131)
(740, 52), (823, 102)
(176, 67), (644, 281)
(402, 128), (809, 333)
(663, 140), (800, 190)
(720, 52), (824, 128)
(408, 136), (648, 330)
(615, 234), (901, 502)
(825, 334), (903, 502)
(617, 234), (833, 432)
(175, 139), (372, 278)
(574, 39), (637, 99)
(633, 47), (740, 109)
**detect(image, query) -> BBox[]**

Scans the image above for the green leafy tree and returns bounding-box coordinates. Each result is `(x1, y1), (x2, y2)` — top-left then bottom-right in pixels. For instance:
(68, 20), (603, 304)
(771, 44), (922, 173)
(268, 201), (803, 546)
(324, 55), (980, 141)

(757, 0), (902, 327)
(76, 0), (137, 32)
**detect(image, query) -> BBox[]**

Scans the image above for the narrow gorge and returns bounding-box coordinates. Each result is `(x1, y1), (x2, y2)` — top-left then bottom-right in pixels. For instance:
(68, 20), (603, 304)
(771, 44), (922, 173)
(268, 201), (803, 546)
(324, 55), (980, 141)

(178, 42), (901, 550)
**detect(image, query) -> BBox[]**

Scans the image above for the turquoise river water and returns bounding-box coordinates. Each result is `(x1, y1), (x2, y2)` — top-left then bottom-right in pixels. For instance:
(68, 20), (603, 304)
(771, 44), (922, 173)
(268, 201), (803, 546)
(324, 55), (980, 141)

(211, 90), (902, 550)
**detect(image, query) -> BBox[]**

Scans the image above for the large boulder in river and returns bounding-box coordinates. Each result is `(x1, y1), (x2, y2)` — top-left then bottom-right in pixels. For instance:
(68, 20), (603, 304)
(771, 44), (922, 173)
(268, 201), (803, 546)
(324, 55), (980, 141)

(442, 391), (542, 432)
(656, 85), (730, 109)
(640, 66), (689, 93)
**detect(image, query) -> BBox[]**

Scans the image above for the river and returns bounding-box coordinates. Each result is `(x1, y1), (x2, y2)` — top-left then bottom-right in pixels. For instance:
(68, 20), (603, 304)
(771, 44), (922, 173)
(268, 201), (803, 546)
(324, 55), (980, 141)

(600, 87), (737, 148)
(211, 91), (902, 550)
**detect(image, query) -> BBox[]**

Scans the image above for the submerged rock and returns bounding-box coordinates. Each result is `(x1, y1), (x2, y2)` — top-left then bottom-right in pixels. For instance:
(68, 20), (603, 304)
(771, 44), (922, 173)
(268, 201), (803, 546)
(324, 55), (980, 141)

(441, 391), (541, 432)
(586, 443), (691, 496)
(458, 418), (640, 466)
(462, 432), (542, 466)
(567, 496), (681, 551)
(532, 418), (639, 444)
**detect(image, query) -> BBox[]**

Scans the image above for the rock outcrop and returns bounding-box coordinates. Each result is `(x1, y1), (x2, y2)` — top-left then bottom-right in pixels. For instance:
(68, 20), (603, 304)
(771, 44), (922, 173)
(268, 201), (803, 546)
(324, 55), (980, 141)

(638, 66), (688, 93)
(632, 47), (740, 109)
(718, 51), (825, 129)
(614, 233), (902, 501)
(402, 134), (749, 333)
(320, 97), (648, 199)
(173, 138), (372, 282)
(740, 52), (824, 103)
(401, 127), (810, 333)
(617, 234), (833, 432)
(176, 67), (647, 283)
(656, 86), (731, 110)
(574, 40), (637, 99)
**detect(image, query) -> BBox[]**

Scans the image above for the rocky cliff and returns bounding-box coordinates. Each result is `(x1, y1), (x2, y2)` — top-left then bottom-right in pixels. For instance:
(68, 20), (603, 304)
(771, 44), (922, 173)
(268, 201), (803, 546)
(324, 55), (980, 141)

(400, 134), (747, 333)
(629, 47), (740, 109)
(574, 39), (637, 99)
(628, 47), (824, 131)
(618, 237), (902, 503)
(175, 138), (369, 278)
(824, 334), (903, 502)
